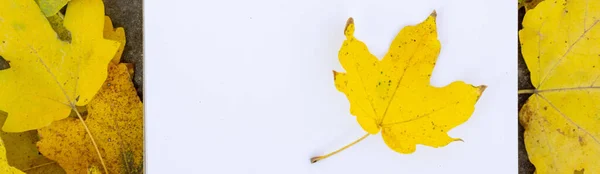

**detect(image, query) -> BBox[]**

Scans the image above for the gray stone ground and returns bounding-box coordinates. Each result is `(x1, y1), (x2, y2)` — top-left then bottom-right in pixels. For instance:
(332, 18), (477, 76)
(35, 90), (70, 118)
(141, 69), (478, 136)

(518, 7), (535, 174)
(104, 0), (144, 101)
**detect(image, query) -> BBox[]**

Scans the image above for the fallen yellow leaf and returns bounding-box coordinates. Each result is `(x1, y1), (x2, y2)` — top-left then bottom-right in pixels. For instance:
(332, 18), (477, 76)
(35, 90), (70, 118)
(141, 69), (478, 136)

(0, 0), (119, 132)
(38, 63), (144, 174)
(519, 0), (600, 173)
(103, 16), (127, 64)
(0, 133), (25, 174)
(0, 111), (65, 174)
(313, 12), (486, 163)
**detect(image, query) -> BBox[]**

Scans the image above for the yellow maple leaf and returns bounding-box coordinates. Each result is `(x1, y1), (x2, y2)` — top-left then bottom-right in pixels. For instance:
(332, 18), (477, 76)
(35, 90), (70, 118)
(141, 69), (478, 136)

(0, 134), (25, 174)
(0, 0), (119, 132)
(312, 12), (486, 163)
(37, 63), (144, 174)
(519, 0), (600, 173)
(45, 13), (122, 63)
(103, 16), (127, 64)
(102, 15), (134, 77)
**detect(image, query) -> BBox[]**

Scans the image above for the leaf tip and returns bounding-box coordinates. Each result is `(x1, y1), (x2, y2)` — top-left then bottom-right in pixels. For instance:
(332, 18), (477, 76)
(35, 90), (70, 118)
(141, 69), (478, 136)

(344, 17), (355, 37)
(430, 10), (437, 18)
(332, 70), (339, 79)
(474, 85), (487, 102)
(453, 138), (464, 142)
(345, 17), (354, 29)
(478, 85), (487, 95)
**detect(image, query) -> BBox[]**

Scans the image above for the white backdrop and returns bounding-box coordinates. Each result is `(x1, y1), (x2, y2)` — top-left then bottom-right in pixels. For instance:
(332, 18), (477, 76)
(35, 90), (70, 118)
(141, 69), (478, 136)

(145, 0), (517, 173)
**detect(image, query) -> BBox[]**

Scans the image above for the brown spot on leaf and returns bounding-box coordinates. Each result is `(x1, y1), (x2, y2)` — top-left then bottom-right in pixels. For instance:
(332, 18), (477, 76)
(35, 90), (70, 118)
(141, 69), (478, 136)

(519, 104), (534, 129)
(556, 129), (565, 135)
(579, 136), (586, 146)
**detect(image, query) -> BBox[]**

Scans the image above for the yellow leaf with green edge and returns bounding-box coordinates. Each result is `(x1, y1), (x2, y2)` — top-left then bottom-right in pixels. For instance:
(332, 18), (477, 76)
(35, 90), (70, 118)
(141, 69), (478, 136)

(0, 0), (119, 132)
(46, 12), (72, 42)
(0, 111), (65, 174)
(38, 63), (144, 174)
(103, 16), (126, 64)
(0, 133), (25, 174)
(313, 12), (486, 163)
(35, 0), (71, 17)
(519, 0), (600, 173)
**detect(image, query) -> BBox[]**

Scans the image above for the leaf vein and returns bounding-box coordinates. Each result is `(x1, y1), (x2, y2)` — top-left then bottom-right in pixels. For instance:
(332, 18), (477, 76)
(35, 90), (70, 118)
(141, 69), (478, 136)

(379, 35), (427, 125)
(538, 20), (600, 88)
(539, 94), (600, 146)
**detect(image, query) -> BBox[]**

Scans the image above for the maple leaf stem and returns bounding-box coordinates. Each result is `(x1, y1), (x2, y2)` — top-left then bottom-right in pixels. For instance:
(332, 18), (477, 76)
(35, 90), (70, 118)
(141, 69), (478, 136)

(311, 133), (370, 164)
(73, 106), (109, 174)
(518, 89), (536, 94)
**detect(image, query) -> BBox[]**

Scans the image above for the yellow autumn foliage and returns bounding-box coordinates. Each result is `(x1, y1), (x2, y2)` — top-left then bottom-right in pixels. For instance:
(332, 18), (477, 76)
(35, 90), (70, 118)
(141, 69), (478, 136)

(0, 0), (119, 132)
(333, 12), (486, 154)
(0, 135), (25, 174)
(38, 63), (144, 174)
(520, 0), (600, 172)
